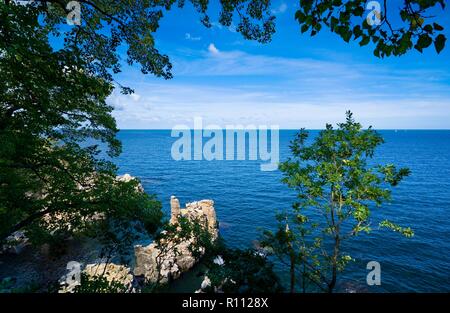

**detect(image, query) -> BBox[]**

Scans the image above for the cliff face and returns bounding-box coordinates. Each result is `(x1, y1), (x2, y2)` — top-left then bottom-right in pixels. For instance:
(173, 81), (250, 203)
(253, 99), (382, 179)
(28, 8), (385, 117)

(134, 196), (218, 284)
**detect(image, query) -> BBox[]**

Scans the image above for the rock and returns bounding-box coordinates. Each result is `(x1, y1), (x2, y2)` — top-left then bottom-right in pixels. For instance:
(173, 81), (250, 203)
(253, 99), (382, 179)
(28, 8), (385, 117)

(183, 199), (218, 240)
(201, 276), (211, 289)
(170, 195), (181, 225)
(1, 231), (29, 255)
(134, 196), (218, 284)
(116, 174), (144, 193)
(59, 262), (134, 293)
(213, 256), (225, 266)
(84, 263), (134, 291)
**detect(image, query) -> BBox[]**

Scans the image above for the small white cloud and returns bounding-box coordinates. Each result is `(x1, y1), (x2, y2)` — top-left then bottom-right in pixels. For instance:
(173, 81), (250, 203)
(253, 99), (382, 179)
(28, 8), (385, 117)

(228, 22), (237, 33)
(130, 93), (141, 102)
(210, 22), (223, 29)
(211, 21), (236, 33)
(208, 43), (220, 55)
(272, 3), (287, 14)
(185, 33), (201, 41)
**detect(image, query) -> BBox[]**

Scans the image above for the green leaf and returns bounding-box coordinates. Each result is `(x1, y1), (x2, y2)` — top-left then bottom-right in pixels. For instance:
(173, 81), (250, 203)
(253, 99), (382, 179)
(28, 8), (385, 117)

(434, 34), (446, 54)
(415, 34), (432, 52)
(423, 24), (433, 33)
(301, 24), (309, 33)
(359, 36), (370, 46)
(330, 16), (339, 30)
(400, 9), (409, 21)
(373, 48), (380, 57)
(433, 23), (444, 31)
(341, 30), (352, 42)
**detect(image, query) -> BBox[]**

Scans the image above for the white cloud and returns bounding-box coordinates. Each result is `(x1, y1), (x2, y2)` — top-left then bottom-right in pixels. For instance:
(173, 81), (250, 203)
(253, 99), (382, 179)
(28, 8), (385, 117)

(272, 3), (287, 14)
(210, 21), (237, 33)
(208, 43), (220, 55)
(109, 79), (450, 129)
(110, 46), (450, 129)
(130, 93), (141, 102)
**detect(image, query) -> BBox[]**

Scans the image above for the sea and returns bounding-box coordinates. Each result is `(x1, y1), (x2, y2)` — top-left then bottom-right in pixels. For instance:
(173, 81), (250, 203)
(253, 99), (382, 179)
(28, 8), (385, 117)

(115, 130), (450, 292)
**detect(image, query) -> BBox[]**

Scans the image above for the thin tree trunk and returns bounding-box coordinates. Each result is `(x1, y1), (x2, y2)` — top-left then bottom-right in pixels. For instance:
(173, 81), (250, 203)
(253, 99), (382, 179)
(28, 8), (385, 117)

(289, 251), (295, 293)
(328, 234), (340, 293)
(0, 207), (53, 242)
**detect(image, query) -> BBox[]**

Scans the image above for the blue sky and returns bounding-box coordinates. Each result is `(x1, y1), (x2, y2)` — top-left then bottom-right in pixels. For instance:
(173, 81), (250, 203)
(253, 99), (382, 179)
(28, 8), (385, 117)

(110, 1), (450, 129)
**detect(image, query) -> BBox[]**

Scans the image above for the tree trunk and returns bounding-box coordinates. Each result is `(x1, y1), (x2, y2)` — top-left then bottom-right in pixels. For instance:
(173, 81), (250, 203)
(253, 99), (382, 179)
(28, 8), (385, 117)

(290, 252), (295, 293)
(328, 234), (340, 293)
(0, 208), (53, 242)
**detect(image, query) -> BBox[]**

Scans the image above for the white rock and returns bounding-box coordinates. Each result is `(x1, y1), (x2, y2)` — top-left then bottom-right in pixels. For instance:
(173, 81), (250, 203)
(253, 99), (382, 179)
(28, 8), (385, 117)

(213, 256), (225, 266)
(201, 276), (211, 289)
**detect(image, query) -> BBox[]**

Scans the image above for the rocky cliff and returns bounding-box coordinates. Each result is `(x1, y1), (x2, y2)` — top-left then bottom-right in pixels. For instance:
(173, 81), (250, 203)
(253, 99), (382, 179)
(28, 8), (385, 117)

(134, 196), (218, 284)
(58, 194), (218, 292)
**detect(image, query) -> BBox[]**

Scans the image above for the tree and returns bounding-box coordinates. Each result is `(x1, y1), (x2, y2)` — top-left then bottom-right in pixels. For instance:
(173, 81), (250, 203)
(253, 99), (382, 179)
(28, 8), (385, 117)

(295, 0), (447, 57)
(15, 0), (276, 91)
(0, 0), (276, 247)
(262, 112), (413, 293)
(0, 3), (162, 245)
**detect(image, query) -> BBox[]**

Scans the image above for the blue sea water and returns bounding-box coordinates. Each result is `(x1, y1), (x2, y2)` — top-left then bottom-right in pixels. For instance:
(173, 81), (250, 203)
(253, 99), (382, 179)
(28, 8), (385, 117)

(115, 130), (450, 292)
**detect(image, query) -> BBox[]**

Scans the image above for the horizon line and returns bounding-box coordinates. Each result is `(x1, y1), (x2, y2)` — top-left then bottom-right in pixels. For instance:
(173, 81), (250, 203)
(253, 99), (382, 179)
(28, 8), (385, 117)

(117, 128), (450, 131)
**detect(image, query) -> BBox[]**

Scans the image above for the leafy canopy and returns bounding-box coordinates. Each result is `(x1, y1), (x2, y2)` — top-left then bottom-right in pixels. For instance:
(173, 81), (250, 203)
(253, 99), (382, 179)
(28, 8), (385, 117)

(295, 0), (447, 57)
(20, 0), (276, 92)
(14, 0), (447, 92)
(0, 3), (162, 244)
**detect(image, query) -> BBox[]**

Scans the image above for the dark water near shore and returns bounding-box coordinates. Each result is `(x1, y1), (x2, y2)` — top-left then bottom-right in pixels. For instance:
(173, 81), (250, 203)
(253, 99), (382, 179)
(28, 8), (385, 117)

(116, 130), (450, 292)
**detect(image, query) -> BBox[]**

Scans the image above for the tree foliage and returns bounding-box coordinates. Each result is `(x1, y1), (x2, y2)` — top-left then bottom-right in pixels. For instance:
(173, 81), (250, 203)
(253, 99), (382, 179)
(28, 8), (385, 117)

(262, 112), (413, 293)
(12, 0), (446, 90)
(15, 0), (276, 91)
(0, 3), (163, 245)
(295, 0), (447, 57)
(204, 248), (284, 293)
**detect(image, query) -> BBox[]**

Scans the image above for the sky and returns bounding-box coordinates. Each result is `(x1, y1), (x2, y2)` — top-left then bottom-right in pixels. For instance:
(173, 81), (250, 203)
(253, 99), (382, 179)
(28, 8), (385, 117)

(109, 1), (450, 129)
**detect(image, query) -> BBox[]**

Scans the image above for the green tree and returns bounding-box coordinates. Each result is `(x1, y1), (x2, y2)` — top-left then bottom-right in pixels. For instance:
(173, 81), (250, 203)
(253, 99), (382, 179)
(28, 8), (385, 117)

(262, 112), (413, 293)
(1, 0), (279, 251)
(0, 3), (162, 245)
(0, 0), (278, 243)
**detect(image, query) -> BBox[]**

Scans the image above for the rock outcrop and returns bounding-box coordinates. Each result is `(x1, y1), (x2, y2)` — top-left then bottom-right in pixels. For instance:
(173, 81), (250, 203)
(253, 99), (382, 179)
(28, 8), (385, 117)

(59, 262), (134, 293)
(134, 196), (218, 284)
(1, 231), (29, 254)
(116, 173), (144, 193)
(56, 191), (219, 292)
(84, 263), (134, 291)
